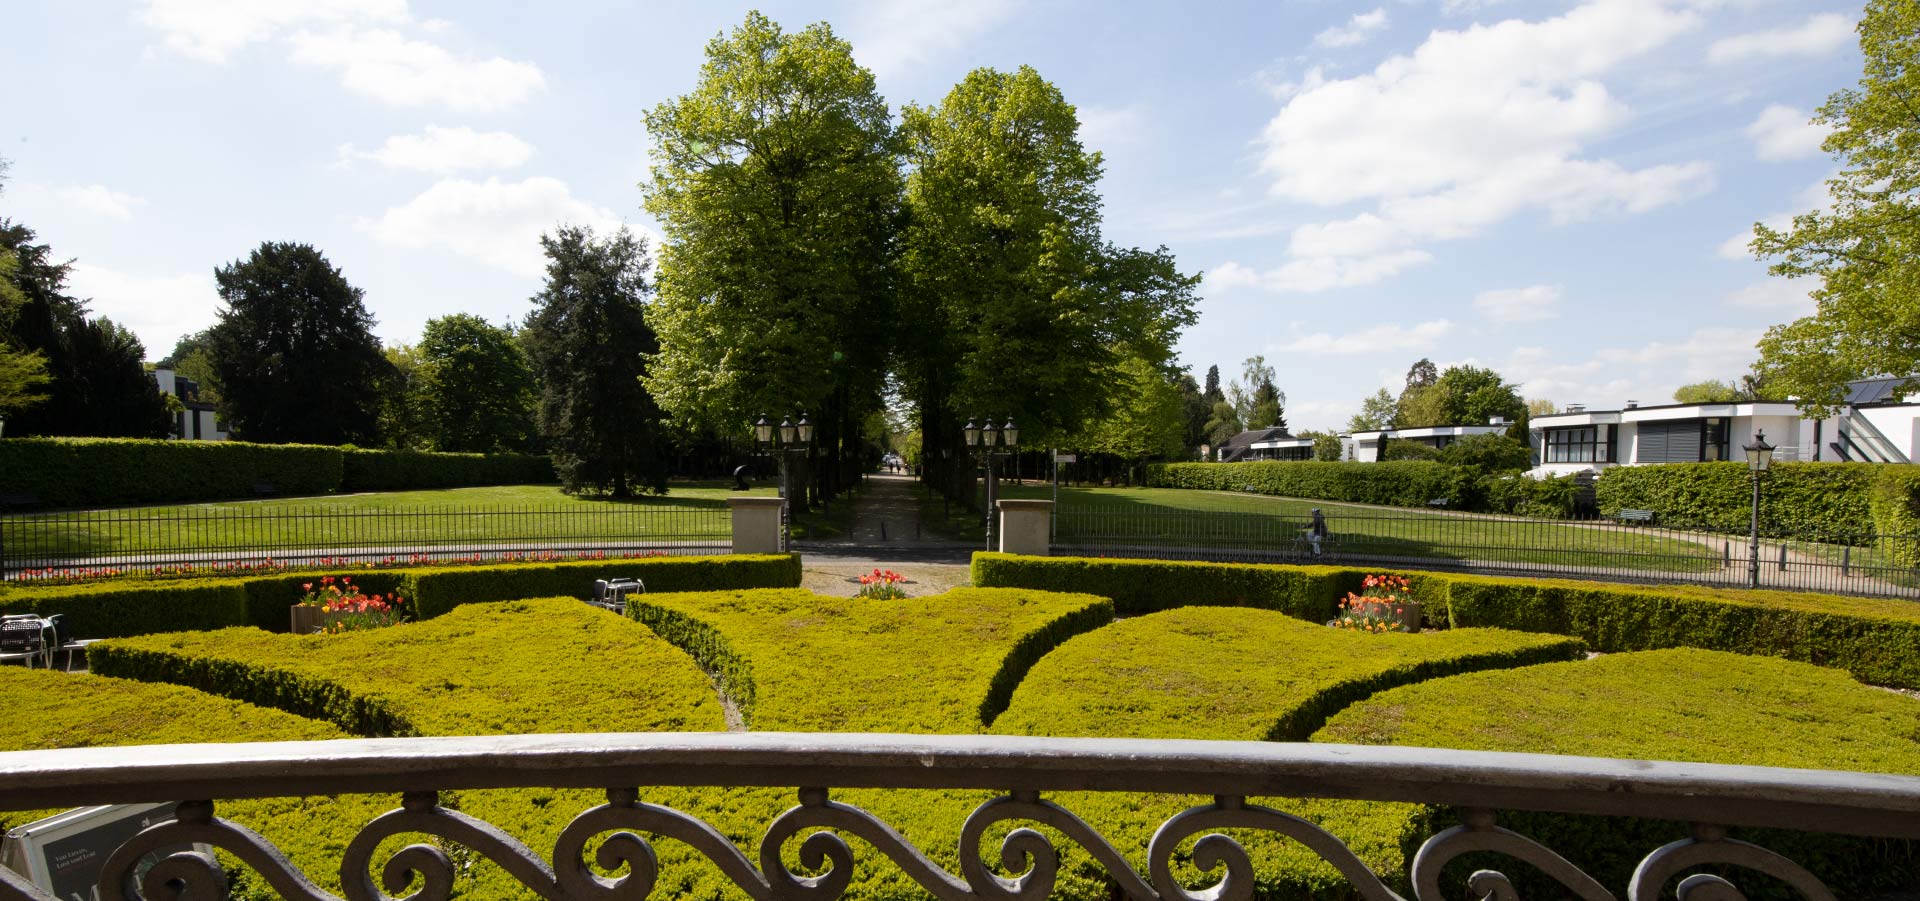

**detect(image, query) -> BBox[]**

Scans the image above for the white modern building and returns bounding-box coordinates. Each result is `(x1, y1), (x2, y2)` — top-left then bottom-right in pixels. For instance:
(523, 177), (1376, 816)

(1216, 426), (1316, 462)
(152, 368), (229, 441)
(1342, 423), (1513, 462)
(1528, 379), (1918, 478)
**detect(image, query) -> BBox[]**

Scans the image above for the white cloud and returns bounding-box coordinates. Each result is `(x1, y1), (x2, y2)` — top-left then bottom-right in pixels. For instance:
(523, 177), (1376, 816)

(134, 0), (406, 63)
(1205, 251), (1435, 294)
(136, 1), (543, 112)
(8, 183), (148, 222)
(847, 0), (1017, 79)
(1473, 285), (1561, 324)
(63, 264), (218, 356)
(1279, 319), (1454, 355)
(1315, 8), (1388, 48)
(1076, 106), (1145, 148)
(360, 177), (633, 277)
(1745, 104), (1828, 161)
(338, 125), (535, 174)
(1707, 12), (1855, 65)
(1723, 279), (1816, 314)
(1246, 0), (1714, 292)
(1504, 326), (1764, 408)
(287, 28), (544, 112)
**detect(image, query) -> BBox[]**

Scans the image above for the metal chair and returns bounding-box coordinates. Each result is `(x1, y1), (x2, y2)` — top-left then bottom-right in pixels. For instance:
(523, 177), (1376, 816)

(0, 616), (52, 669)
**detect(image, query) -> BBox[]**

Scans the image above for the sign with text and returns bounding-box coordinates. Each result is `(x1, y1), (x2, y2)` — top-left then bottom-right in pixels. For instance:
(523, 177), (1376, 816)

(1, 804), (200, 900)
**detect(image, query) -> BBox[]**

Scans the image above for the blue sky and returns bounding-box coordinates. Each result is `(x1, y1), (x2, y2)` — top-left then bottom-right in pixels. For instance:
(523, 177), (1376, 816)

(0, 0), (1858, 431)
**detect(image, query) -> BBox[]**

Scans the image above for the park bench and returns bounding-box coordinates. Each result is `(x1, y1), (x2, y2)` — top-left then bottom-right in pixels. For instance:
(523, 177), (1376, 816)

(251, 482), (278, 497)
(1426, 498), (1449, 509)
(1614, 508), (1656, 525)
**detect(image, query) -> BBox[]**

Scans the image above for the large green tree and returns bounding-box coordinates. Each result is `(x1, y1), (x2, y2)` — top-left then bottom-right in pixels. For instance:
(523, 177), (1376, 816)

(1070, 356), (1188, 472)
(414, 314), (537, 452)
(1349, 387), (1398, 432)
(642, 12), (900, 506)
(206, 242), (392, 444)
(523, 226), (668, 498)
(1750, 0), (1920, 414)
(0, 220), (167, 437)
(900, 65), (1197, 497)
(1397, 364), (1526, 427)
(1673, 379), (1742, 404)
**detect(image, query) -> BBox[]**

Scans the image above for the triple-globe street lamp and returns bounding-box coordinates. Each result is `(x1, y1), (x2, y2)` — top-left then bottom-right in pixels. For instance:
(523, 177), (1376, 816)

(963, 418), (1019, 549)
(1742, 430), (1775, 589)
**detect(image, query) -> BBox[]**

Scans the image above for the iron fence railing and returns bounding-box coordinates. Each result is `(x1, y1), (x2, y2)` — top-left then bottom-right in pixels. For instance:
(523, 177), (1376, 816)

(0, 504), (733, 579)
(1052, 507), (1920, 599)
(0, 732), (1912, 901)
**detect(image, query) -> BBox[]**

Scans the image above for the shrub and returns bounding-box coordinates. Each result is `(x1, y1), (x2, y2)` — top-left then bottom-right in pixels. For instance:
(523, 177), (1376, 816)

(1315, 649), (1920, 898)
(0, 438), (342, 507)
(1380, 438), (1442, 461)
(1871, 466), (1920, 566)
(1437, 433), (1531, 471)
(972, 553), (1920, 688)
(1593, 461), (1878, 540)
(0, 554), (800, 636)
(1484, 470), (1579, 518)
(1147, 461), (1457, 509)
(338, 448), (554, 491)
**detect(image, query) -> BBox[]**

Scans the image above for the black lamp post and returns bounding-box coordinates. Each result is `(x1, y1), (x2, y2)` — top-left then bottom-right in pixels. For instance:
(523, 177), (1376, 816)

(964, 418), (1018, 549)
(1743, 429), (1775, 589)
(753, 413), (814, 539)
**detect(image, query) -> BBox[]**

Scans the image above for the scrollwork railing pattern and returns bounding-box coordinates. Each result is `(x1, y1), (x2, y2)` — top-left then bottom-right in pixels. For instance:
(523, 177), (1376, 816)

(0, 734), (1907, 901)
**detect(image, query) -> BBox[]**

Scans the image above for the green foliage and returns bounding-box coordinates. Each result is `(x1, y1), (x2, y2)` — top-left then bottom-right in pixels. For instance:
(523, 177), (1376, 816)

(0, 554), (800, 637)
(1300, 429), (1344, 461)
(1380, 438), (1441, 461)
(338, 448), (553, 492)
(1437, 433), (1531, 471)
(1399, 364), (1525, 428)
(0, 220), (167, 437)
(1069, 355), (1188, 463)
(412, 314), (538, 452)
(0, 437), (557, 506)
(1317, 649), (1920, 897)
(1592, 461), (1879, 539)
(1147, 460), (1455, 508)
(207, 242), (392, 444)
(1482, 470), (1580, 518)
(1871, 465), (1920, 565)
(632, 586), (1110, 731)
(1751, 0), (1920, 416)
(997, 607), (1581, 742)
(1349, 387), (1398, 432)
(642, 10), (896, 506)
(523, 226), (669, 498)
(1672, 378), (1743, 403)
(0, 437), (343, 507)
(972, 553), (1920, 688)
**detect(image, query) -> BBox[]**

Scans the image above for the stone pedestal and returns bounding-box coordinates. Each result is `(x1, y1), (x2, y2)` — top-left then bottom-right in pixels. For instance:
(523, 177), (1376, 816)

(996, 499), (1054, 557)
(728, 497), (786, 555)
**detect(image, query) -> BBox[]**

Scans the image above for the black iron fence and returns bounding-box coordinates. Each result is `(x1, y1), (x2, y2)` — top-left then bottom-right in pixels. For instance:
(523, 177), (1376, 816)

(0, 504), (732, 580)
(1052, 507), (1920, 599)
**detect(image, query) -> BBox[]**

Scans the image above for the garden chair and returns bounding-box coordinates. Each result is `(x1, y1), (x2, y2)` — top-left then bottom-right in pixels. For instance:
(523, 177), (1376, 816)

(0, 615), (52, 669)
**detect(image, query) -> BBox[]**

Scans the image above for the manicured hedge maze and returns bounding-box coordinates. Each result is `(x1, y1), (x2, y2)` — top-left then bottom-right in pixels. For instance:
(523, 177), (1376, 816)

(1316, 649), (1920, 897)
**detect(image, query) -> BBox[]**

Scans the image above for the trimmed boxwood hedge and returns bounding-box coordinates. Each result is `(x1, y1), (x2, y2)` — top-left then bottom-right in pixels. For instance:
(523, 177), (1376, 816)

(1147, 460), (1456, 508)
(971, 552), (1920, 688)
(0, 437), (555, 508)
(993, 607), (1582, 742)
(1872, 466), (1920, 566)
(1593, 461), (1880, 539)
(0, 553), (801, 637)
(1315, 649), (1920, 898)
(87, 598), (728, 900)
(631, 586), (1114, 730)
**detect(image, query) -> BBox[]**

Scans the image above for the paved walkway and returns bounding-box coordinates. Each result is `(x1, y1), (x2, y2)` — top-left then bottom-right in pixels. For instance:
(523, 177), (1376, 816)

(797, 473), (974, 596)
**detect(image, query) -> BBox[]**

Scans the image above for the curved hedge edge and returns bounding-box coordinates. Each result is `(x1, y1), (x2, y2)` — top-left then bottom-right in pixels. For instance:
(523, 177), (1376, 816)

(978, 596), (1115, 727)
(973, 553), (1920, 690)
(628, 598), (759, 726)
(87, 634), (415, 737)
(0, 554), (802, 638)
(1263, 633), (1585, 741)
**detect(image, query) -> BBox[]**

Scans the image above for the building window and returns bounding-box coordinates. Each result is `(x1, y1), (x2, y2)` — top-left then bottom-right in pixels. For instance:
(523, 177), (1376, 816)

(1703, 417), (1730, 462)
(1544, 425), (1614, 463)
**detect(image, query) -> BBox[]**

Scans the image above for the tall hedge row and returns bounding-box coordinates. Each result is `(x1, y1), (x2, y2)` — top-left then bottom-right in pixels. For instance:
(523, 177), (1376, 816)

(1872, 466), (1920, 566)
(1147, 460), (1455, 507)
(0, 554), (801, 637)
(970, 552), (1920, 689)
(1592, 461), (1885, 539)
(0, 438), (554, 508)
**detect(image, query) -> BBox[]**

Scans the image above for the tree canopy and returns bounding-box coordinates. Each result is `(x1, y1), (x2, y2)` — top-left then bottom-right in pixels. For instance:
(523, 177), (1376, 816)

(414, 314), (537, 452)
(523, 226), (667, 497)
(1397, 364), (1526, 428)
(1750, 0), (1920, 416)
(1673, 379), (1743, 404)
(206, 242), (391, 445)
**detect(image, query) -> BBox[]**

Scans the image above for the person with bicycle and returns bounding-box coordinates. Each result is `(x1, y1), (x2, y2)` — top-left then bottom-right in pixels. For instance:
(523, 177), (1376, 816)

(1306, 508), (1328, 558)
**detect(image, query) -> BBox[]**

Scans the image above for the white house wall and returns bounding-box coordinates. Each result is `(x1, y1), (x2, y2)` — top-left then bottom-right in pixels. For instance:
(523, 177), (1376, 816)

(1856, 406), (1920, 460)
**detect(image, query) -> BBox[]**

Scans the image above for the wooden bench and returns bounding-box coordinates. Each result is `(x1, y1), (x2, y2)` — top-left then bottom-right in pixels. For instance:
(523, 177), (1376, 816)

(1614, 508), (1655, 525)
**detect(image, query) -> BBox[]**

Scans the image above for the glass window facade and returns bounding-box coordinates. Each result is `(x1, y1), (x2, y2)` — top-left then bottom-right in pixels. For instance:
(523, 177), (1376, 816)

(1543, 424), (1615, 463)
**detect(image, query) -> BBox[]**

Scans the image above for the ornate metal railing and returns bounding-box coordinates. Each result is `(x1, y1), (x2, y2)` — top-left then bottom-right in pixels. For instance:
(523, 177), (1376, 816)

(2, 732), (1916, 901)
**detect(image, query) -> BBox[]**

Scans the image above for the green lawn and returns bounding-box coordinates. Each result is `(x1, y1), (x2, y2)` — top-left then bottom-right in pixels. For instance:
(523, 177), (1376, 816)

(3, 482), (773, 561)
(943, 483), (1722, 573)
